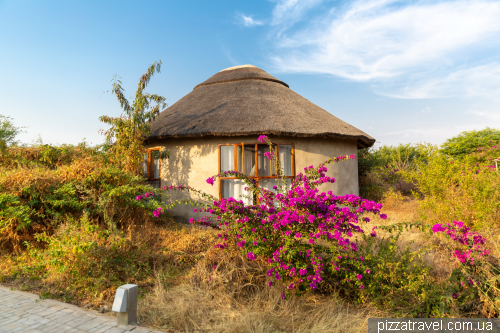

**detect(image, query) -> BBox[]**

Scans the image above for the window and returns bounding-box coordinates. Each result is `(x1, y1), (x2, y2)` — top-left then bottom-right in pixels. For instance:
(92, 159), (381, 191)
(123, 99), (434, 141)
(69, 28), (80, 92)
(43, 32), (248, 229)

(143, 148), (161, 188)
(219, 143), (295, 204)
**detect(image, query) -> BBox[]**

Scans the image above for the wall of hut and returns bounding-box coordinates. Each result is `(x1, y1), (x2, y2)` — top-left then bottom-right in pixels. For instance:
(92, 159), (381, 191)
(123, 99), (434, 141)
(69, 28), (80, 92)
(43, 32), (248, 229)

(146, 135), (358, 222)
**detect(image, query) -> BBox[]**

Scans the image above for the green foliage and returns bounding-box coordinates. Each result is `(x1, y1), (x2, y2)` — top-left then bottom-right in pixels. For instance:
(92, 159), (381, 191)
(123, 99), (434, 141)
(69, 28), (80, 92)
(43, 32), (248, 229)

(401, 146), (500, 230)
(0, 142), (164, 250)
(440, 127), (500, 158)
(0, 194), (33, 231)
(358, 143), (428, 176)
(358, 143), (428, 200)
(0, 115), (26, 154)
(99, 60), (167, 175)
(359, 225), (440, 316)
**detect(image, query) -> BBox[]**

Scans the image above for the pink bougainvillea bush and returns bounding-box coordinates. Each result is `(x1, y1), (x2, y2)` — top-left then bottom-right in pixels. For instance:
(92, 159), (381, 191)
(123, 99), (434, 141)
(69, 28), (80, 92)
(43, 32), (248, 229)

(138, 135), (387, 300)
(432, 220), (500, 316)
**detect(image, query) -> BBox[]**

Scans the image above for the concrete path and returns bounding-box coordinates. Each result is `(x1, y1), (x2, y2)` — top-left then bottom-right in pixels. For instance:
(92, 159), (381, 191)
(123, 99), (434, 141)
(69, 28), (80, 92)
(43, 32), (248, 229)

(0, 286), (165, 333)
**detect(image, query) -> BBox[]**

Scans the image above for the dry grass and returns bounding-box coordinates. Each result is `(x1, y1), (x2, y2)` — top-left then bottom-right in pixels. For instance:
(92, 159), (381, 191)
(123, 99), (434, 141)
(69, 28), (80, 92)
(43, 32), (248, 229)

(378, 193), (455, 280)
(138, 246), (385, 333)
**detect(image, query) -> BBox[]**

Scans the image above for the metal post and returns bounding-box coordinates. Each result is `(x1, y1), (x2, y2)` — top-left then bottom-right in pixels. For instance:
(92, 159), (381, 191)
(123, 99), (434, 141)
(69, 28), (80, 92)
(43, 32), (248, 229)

(112, 284), (138, 326)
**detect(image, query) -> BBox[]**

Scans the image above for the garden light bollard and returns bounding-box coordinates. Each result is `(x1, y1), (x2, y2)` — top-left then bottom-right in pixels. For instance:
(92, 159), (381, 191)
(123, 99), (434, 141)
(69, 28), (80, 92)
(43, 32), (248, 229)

(112, 284), (138, 326)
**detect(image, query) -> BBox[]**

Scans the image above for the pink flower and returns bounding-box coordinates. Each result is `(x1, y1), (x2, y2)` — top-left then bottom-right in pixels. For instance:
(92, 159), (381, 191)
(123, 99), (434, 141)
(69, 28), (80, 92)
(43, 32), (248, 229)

(258, 135), (269, 143)
(152, 207), (163, 217)
(380, 214), (387, 220)
(432, 223), (445, 233)
(356, 274), (363, 280)
(366, 269), (371, 274)
(206, 177), (215, 186)
(247, 252), (256, 261)
(264, 151), (273, 160)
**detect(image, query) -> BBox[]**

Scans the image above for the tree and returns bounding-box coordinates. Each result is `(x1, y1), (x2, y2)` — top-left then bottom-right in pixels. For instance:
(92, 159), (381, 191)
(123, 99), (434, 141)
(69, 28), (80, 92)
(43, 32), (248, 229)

(100, 60), (167, 174)
(0, 115), (26, 154)
(440, 127), (500, 158)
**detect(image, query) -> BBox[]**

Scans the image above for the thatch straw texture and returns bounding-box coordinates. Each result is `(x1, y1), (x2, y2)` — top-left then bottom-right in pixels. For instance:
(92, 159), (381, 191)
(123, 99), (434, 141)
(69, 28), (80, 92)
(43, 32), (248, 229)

(148, 66), (375, 148)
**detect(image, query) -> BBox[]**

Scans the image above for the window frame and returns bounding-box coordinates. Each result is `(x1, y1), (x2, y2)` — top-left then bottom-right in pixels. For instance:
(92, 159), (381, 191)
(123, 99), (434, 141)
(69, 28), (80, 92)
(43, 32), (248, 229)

(144, 147), (161, 188)
(218, 142), (295, 203)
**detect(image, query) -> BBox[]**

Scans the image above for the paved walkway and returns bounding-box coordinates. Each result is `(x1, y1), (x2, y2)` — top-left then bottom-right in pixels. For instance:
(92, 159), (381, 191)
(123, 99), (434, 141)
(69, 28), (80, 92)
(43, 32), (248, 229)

(0, 286), (165, 333)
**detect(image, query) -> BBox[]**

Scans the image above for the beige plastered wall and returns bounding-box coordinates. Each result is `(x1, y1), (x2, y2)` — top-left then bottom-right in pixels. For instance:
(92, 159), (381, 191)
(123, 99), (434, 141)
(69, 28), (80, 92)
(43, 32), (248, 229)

(146, 135), (358, 222)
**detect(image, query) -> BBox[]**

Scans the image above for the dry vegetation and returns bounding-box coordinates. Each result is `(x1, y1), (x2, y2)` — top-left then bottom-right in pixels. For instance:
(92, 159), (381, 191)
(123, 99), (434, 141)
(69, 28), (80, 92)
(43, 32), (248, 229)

(139, 247), (385, 333)
(2, 175), (499, 331)
(2, 138), (500, 331)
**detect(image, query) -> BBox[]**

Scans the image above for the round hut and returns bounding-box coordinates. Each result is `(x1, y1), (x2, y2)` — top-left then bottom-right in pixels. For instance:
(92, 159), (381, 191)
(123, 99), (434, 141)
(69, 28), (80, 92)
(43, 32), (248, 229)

(144, 65), (375, 222)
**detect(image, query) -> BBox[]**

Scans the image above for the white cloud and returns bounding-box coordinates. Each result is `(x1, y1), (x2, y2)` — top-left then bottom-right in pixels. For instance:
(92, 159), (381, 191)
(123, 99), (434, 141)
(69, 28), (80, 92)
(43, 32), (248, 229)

(268, 0), (500, 98)
(421, 107), (431, 113)
(379, 62), (500, 98)
(271, 0), (324, 26)
(239, 13), (264, 27)
(466, 109), (500, 121)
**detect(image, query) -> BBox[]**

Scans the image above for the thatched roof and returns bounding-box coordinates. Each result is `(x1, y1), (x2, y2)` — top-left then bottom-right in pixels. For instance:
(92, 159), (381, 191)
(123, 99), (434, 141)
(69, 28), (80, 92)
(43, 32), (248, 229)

(148, 65), (375, 149)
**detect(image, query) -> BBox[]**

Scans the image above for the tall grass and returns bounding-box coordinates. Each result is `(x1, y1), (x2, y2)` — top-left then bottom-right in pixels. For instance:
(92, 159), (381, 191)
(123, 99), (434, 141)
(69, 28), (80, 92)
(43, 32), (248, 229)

(138, 247), (384, 333)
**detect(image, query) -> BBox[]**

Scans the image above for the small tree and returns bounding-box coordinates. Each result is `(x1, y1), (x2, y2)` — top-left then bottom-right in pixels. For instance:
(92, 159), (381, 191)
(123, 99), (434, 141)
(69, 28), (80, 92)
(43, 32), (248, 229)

(441, 127), (500, 159)
(0, 115), (26, 154)
(100, 61), (167, 174)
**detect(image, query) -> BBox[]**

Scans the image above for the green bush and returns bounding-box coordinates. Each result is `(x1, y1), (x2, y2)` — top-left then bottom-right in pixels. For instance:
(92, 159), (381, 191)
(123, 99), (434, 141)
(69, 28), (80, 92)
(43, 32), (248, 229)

(358, 143), (428, 200)
(0, 114), (26, 154)
(401, 146), (500, 231)
(359, 222), (444, 316)
(440, 128), (500, 159)
(0, 143), (164, 250)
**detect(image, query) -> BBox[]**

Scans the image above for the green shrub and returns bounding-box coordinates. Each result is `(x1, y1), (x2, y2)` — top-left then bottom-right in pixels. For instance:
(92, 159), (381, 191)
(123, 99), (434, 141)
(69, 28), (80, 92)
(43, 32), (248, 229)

(0, 114), (26, 154)
(359, 222), (444, 316)
(402, 146), (500, 231)
(0, 143), (164, 250)
(440, 127), (500, 159)
(0, 193), (33, 232)
(359, 143), (428, 200)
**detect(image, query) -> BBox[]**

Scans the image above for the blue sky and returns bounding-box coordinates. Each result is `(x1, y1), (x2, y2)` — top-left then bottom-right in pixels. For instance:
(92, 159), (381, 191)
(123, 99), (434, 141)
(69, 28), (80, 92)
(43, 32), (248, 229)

(1, 0), (499, 148)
